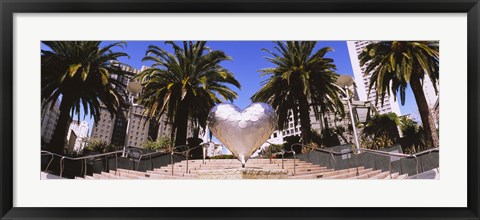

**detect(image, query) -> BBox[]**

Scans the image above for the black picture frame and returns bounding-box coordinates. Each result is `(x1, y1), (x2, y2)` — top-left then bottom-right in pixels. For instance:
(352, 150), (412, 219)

(1, 0), (479, 219)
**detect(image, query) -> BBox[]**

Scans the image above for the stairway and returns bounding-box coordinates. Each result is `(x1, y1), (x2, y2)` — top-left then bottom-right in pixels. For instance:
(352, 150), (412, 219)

(76, 158), (408, 179)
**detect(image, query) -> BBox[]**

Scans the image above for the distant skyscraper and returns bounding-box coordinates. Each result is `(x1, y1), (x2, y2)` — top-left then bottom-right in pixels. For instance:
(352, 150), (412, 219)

(67, 120), (89, 152)
(347, 41), (402, 116)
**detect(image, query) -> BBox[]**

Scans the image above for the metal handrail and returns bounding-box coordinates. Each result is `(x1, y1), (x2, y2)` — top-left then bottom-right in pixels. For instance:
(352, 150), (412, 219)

(291, 143), (359, 176)
(135, 150), (170, 171)
(41, 151), (55, 173)
(41, 142), (210, 178)
(289, 143), (439, 178)
(41, 150), (124, 177)
(357, 147), (439, 178)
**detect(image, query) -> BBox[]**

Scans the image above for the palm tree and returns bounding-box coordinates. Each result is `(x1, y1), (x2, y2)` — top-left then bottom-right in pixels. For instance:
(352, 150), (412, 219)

(136, 41), (241, 147)
(42, 41), (130, 154)
(359, 41), (439, 148)
(361, 112), (400, 149)
(252, 41), (344, 144)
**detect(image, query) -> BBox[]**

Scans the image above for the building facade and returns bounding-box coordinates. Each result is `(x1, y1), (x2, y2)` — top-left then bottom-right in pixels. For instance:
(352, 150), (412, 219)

(90, 66), (202, 149)
(67, 120), (89, 152)
(66, 130), (77, 152)
(346, 41), (402, 116)
(41, 101), (61, 145)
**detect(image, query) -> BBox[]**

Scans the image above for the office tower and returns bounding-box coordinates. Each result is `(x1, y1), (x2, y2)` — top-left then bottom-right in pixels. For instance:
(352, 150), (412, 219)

(347, 41), (402, 116)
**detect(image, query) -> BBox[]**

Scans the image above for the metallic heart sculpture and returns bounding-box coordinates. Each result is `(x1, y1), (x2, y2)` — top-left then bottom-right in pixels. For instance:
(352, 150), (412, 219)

(207, 103), (277, 167)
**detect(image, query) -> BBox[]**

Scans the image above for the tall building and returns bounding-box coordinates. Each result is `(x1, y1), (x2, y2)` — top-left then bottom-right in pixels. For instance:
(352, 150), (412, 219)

(422, 74), (440, 127)
(422, 75), (439, 109)
(90, 106), (116, 144)
(347, 41), (402, 116)
(67, 120), (89, 152)
(41, 100), (61, 145)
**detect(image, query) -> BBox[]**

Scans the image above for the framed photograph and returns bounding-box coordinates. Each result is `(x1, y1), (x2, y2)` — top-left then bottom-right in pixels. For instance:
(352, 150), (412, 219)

(1, 0), (479, 219)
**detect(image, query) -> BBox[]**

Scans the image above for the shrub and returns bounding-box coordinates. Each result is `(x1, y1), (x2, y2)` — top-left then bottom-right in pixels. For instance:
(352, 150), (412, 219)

(142, 137), (173, 152)
(85, 139), (120, 154)
(261, 144), (284, 158)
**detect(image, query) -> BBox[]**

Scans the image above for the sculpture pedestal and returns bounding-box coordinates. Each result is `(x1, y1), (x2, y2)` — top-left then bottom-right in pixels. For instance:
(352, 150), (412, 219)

(196, 168), (288, 179)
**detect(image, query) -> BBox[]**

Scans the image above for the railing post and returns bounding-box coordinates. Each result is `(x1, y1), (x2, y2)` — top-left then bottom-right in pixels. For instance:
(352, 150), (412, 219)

(104, 156), (108, 172)
(150, 155), (153, 171)
(170, 152), (174, 176)
(427, 151), (439, 173)
(399, 158), (403, 175)
(45, 154), (54, 173)
(414, 155), (419, 179)
(281, 151), (284, 169)
(355, 149), (359, 176)
(84, 158), (87, 177)
(388, 156), (393, 179)
(329, 150), (333, 169)
(136, 155), (143, 171)
(292, 151), (296, 176)
(60, 157), (65, 177)
(186, 151), (189, 174)
(202, 144), (206, 165)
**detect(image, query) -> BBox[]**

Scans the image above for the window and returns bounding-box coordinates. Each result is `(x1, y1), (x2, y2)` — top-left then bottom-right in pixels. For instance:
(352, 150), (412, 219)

(273, 133), (277, 138)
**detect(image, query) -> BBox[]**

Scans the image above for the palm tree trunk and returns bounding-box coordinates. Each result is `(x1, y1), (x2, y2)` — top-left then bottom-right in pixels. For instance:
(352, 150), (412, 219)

(410, 76), (439, 148)
(48, 97), (72, 154)
(174, 99), (189, 147)
(298, 96), (313, 144)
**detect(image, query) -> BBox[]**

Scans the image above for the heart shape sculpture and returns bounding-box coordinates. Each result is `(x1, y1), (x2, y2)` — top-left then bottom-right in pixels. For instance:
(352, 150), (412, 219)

(207, 102), (277, 167)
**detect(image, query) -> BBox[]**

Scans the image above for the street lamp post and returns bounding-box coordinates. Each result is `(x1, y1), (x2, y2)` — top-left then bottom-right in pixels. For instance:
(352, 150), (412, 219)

(335, 75), (361, 153)
(122, 81), (142, 157)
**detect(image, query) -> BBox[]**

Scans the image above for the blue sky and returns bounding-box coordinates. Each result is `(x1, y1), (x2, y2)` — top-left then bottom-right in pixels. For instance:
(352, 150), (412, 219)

(42, 41), (420, 136)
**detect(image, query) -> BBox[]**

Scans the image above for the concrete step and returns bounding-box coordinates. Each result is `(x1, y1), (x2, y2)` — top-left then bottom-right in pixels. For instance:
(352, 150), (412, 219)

(286, 167), (330, 174)
(98, 172), (127, 179)
(84, 175), (95, 179)
(368, 171), (391, 179)
(147, 170), (196, 178)
(311, 167), (365, 178)
(287, 169), (337, 179)
(115, 169), (191, 179)
(348, 170), (382, 179)
(110, 170), (148, 179)
(144, 171), (193, 179)
(393, 173), (408, 179)
(324, 168), (373, 179)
